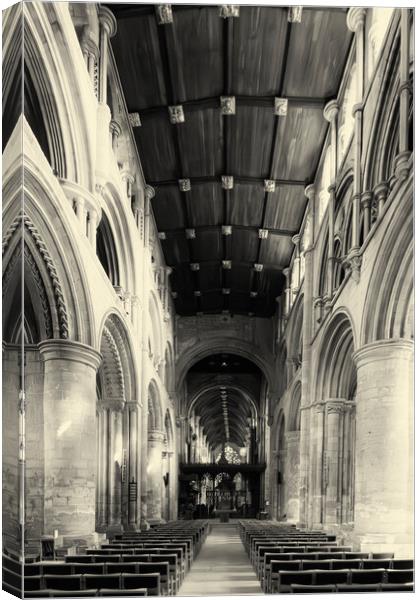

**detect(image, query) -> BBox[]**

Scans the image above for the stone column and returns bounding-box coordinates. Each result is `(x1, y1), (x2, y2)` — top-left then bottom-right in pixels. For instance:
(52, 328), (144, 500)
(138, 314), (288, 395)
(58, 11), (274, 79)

(147, 430), (165, 524)
(107, 405), (124, 532)
(96, 406), (108, 530)
(282, 268), (291, 317)
(75, 197), (86, 233)
(298, 184), (315, 527)
(87, 209), (98, 251)
(291, 235), (301, 294)
(395, 8), (412, 180)
(38, 340), (101, 544)
(140, 349), (149, 530)
(284, 431), (300, 522)
(341, 402), (356, 524)
(324, 100), (339, 302)
(360, 191), (372, 242)
(353, 339), (413, 556)
(346, 8), (367, 282)
(98, 7), (117, 105)
(324, 400), (346, 525)
(144, 186), (155, 250)
(311, 403), (325, 528)
(128, 403), (139, 529)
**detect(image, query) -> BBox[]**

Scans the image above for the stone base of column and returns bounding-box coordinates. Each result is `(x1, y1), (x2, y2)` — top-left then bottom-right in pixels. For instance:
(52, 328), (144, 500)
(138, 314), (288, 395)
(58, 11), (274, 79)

(125, 523), (139, 532)
(140, 519), (150, 531)
(57, 532), (101, 551)
(148, 518), (166, 527)
(358, 533), (413, 559)
(106, 524), (124, 538)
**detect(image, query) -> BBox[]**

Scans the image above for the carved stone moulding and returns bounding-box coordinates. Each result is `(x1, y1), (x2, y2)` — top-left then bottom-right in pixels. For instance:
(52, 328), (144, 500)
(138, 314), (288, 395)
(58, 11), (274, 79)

(220, 96), (236, 115)
(222, 225), (232, 236)
(157, 4), (173, 24)
(274, 97), (288, 117)
(128, 112), (141, 127)
(288, 6), (303, 23)
(168, 104), (184, 124)
(222, 260), (232, 270)
(264, 179), (276, 192)
(219, 5), (240, 18)
(254, 263), (264, 272)
(190, 262), (200, 271)
(258, 228), (269, 239)
(178, 178), (191, 192)
(185, 228), (196, 239)
(221, 175), (234, 189)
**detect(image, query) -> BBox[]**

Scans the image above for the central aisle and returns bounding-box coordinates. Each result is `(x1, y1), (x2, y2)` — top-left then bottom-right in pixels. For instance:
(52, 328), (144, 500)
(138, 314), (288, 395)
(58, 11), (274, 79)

(178, 522), (263, 596)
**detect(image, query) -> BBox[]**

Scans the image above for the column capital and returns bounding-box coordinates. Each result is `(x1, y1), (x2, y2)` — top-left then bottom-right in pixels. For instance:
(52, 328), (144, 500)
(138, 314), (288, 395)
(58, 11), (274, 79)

(373, 181), (389, 201)
(98, 6), (117, 37)
(346, 7), (367, 33)
(282, 267), (291, 277)
(291, 233), (301, 247)
(145, 185), (155, 202)
(38, 340), (102, 371)
(325, 399), (346, 415)
(360, 190), (373, 208)
(304, 184), (316, 200)
(323, 99), (339, 123)
(353, 338), (413, 368)
(148, 430), (165, 443)
(109, 119), (122, 138)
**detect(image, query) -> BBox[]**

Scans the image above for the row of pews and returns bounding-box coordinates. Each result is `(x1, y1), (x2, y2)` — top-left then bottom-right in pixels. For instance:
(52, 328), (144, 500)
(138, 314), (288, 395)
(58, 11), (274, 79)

(238, 520), (414, 593)
(3, 520), (209, 598)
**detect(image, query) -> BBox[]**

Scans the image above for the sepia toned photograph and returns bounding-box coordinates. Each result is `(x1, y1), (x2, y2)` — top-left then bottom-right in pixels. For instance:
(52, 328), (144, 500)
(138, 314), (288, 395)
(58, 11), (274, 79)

(2, 1), (414, 597)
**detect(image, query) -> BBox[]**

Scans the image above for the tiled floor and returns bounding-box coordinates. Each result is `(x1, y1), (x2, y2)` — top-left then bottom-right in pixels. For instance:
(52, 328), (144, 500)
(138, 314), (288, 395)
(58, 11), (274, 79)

(178, 522), (263, 596)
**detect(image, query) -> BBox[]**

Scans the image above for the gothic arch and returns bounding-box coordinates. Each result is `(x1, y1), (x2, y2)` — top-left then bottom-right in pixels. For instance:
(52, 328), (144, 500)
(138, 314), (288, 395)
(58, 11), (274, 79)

(176, 338), (275, 393)
(363, 17), (402, 191)
(361, 183), (413, 344)
(21, 3), (95, 187)
(315, 310), (356, 401)
(3, 153), (94, 344)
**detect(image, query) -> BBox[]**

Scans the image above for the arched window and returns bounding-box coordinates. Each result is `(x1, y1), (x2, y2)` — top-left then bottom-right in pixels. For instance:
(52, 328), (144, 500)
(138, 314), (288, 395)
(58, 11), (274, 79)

(96, 212), (120, 286)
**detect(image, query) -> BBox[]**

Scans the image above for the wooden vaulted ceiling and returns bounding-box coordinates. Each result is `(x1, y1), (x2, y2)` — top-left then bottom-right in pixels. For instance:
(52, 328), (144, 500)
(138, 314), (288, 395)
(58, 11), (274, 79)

(109, 4), (352, 317)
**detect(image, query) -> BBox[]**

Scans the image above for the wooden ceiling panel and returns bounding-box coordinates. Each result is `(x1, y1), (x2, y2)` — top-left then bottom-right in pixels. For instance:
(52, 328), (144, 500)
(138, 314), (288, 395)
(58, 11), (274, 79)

(231, 265), (252, 290)
(227, 106), (275, 177)
(200, 291), (224, 313)
(190, 229), (222, 262)
(230, 7), (288, 96)
(111, 14), (167, 109)
(231, 229), (259, 263)
(264, 185), (307, 231)
(186, 182), (224, 227)
(134, 114), (179, 181)
(172, 7), (224, 102)
(283, 9), (352, 98)
(271, 106), (327, 180)
(151, 186), (185, 230)
(259, 236), (294, 266)
(162, 237), (190, 266)
(110, 5), (353, 317)
(199, 264), (222, 292)
(177, 108), (223, 177)
(228, 183), (265, 227)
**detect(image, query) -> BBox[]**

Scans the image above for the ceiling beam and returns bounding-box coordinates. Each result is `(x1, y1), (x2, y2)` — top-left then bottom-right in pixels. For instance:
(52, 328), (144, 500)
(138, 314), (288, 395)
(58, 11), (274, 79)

(132, 94), (327, 117)
(160, 224), (297, 238)
(169, 258), (287, 273)
(149, 175), (306, 187)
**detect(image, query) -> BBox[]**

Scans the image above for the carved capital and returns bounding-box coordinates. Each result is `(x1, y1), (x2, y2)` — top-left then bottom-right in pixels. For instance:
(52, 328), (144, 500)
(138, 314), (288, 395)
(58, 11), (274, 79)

(323, 99), (339, 123)
(144, 185), (155, 201)
(98, 6), (117, 37)
(360, 190), (373, 209)
(346, 7), (367, 33)
(304, 184), (316, 201)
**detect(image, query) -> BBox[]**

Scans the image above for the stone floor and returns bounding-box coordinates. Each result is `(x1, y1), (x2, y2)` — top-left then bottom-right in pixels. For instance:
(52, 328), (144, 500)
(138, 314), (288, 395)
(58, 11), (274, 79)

(177, 522), (263, 596)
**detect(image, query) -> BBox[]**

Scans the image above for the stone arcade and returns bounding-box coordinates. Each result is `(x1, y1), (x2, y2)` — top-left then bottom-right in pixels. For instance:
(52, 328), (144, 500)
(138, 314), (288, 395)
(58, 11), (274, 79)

(2, 3), (414, 596)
